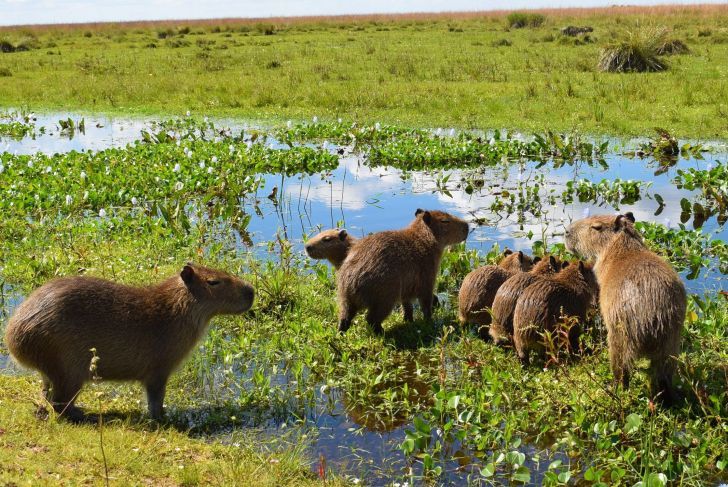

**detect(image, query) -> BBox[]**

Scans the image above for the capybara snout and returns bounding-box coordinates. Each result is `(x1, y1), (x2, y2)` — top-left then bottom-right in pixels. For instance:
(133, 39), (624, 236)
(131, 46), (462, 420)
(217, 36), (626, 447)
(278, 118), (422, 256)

(417, 208), (469, 245)
(182, 263), (255, 314)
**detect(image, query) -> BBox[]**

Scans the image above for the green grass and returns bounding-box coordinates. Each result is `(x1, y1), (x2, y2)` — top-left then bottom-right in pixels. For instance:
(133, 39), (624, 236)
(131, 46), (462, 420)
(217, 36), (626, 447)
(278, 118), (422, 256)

(0, 6), (727, 138)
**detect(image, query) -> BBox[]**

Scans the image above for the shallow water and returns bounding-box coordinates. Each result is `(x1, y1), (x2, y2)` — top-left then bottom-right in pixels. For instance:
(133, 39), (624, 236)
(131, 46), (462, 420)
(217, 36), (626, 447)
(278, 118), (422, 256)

(1, 112), (726, 484)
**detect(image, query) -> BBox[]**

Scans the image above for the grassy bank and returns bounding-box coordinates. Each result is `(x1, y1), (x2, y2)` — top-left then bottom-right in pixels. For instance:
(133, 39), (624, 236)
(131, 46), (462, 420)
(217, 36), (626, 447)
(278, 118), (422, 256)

(1, 5), (727, 138)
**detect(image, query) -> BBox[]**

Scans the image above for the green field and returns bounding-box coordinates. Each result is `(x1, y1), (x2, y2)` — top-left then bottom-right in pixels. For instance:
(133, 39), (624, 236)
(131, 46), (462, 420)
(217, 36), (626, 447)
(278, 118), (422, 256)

(1, 5), (727, 138)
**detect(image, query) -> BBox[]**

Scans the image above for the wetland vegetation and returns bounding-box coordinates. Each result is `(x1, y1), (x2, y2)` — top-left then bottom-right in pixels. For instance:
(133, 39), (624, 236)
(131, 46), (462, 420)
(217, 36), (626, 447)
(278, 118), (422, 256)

(0, 112), (725, 485)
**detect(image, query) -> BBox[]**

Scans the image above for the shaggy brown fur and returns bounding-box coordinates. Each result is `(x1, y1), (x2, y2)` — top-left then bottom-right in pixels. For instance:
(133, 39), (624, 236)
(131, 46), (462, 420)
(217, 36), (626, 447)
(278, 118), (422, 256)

(565, 212), (686, 405)
(490, 255), (562, 344)
(458, 250), (535, 336)
(305, 228), (356, 269)
(513, 261), (598, 365)
(337, 209), (469, 334)
(5, 264), (254, 421)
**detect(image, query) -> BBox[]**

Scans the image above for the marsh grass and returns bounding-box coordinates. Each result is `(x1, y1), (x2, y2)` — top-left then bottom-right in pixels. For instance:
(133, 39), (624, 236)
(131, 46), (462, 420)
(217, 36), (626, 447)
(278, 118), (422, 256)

(598, 28), (669, 72)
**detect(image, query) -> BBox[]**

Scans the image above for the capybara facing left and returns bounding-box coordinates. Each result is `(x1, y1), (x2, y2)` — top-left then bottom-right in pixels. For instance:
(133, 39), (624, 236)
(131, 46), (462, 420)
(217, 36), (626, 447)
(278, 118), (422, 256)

(566, 212), (686, 405)
(5, 263), (254, 421)
(337, 209), (469, 334)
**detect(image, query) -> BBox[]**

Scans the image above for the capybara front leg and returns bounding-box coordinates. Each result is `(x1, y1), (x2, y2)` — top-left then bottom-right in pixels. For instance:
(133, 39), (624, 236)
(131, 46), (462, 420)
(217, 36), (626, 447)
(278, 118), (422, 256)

(403, 302), (414, 322)
(418, 293), (434, 320)
(49, 377), (84, 422)
(146, 376), (169, 421)
(338, 302), (358, 334)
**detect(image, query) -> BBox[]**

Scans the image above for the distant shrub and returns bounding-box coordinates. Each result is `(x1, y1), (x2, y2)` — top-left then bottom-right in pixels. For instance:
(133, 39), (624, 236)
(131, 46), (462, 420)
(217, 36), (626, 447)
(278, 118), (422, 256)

(266, 60), (282, 69)
(157, 29), (175, 39)
(177, 26), (191, 35)
(166, 38), (190, 48)
(507, 12), (546, 29)
(0, 67), (11, 77)
(256, 23), (276, 35)
(697, 29), (711, 37)
(491, 38), (512, 47)
(561, 26), (593, 37)
(145, 42), (157, 49)
(656, 39), (690, 55)
(598, 29), (668, 73)
(0, 40), (14, 53)
(83, 31), (93, 38)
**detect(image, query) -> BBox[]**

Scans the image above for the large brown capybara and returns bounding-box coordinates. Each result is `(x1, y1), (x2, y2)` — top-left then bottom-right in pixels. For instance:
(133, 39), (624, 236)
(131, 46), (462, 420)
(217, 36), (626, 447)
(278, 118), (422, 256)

(5, 263), (254, 421)
(458, 250), (536, 337)
(512, 260), (598, 365)
(305, 228), (356, 269)
(337, 209), (469, 334)
(490, 255), (563, 344)
(565, 212), (686, 405)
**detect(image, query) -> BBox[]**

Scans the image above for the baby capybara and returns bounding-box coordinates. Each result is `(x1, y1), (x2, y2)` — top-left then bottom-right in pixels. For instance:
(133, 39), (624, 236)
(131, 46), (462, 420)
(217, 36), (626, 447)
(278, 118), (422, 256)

(490, 255), (562, 344)
(5, 263), (254, 421)
(305, 228), (356, 269)
(512, 260), (598, 365)
(565, 212), (686, 405)
(458, 250), (536, 337)
(337, 209), (469, 334)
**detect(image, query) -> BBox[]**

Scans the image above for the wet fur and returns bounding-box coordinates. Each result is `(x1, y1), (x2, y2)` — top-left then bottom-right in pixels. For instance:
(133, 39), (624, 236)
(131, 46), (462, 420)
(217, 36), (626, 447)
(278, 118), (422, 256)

(458, 250), (535, 333)
(337, 209), (468, 334)
(490, 256), (561, 343)
(565, 213), (686, 405)
(513, 261), (598, 365)
(5, 264), (254, 421)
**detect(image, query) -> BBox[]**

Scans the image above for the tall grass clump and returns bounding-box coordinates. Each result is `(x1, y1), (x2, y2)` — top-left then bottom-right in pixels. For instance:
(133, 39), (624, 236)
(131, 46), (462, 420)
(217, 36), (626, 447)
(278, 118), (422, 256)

(656, 38), (690, 55)
(598, 28), (669, 72)
(506, 12), (546, 29)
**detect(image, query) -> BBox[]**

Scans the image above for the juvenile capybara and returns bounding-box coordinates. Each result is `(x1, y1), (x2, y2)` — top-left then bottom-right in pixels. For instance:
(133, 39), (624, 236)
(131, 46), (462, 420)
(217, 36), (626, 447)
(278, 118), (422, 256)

(565, 212), (686, 405)
(337, 209), (469, 334)
(305, 228), (356, 269)
(458, 250), (535, 336)
(490, 255), (562, 344)
(5, 263), (254, 421)
(512, 260), (598, 365)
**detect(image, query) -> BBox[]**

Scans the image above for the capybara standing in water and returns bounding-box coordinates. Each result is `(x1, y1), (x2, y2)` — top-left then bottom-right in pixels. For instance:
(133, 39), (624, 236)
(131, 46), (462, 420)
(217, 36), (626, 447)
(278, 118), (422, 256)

(337, 209), (469, 334)
(512, 260), (598, 365)
(5, 263), (255, 421)
(458, 250), (536, 337)
(565, 212), (686, 405)
(305, 228), (356, 269)
(490, 255), (563, 344)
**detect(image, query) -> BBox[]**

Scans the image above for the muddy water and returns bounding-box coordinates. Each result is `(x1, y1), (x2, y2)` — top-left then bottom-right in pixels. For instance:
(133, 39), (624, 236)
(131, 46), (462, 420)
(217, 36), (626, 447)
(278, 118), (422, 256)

(1, 113), (726, 484)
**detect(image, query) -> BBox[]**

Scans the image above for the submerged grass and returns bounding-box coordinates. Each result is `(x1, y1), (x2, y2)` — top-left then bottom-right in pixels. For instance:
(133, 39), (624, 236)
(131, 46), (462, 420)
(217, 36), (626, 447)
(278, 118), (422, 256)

(1, 5), (727, 138)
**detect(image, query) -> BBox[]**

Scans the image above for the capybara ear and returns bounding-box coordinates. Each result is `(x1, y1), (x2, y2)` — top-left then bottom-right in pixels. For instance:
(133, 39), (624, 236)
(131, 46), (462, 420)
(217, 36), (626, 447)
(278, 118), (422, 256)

(181, 264), (195, 285)
(578, 260), (585, 272)
(533, 256), (542, 264)
(549, 255), (558, 269)
(614, 214), (632, 230)
(517, 251), (525, 262)
(338, 229), (348, 240)
(561, 261), (570, 270)
(624, 211), (636, 223)
(503, 248), (513, 256)
(415, 208), (425, 216)
(420, 211), (432, 224)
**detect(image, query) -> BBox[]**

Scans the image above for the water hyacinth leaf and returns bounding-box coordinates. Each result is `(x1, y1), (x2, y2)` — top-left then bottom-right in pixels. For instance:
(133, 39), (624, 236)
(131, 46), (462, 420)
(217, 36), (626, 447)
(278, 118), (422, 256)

(512, 465), (531, 483)
(480, 462), (496, 477)
(624, 413), (642, 434)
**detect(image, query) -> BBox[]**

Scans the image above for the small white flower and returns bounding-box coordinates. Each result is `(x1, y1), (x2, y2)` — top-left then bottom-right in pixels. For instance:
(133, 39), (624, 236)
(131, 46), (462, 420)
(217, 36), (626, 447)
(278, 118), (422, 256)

(312, 116), (318, 123)
(131, 196), (139, 205)
(0, 164), (4, 173)
(228, 144), (235, 152)
(173, 163), (181, 172)
(203, 116), (209, 123)
(174, 181), (184, 191)
(45, 166), (52, 173)
(199, 161), (205, 169)
(80, 171), (87, 180)
(211, 156), (218, 163)
(176, 140), (181, 147)
(374, 122), (381, 131)
(186, 110), (191, 117)
(65, 195), (72, 205)
(582, 207), (591, 218)
(27, 160), (33, 168)
(187, 151), (193, 159)
(337, 118), (342, 124)
(207, 167), (213, 174)
(286, 120), (293, 129)
(98, 208), (107, 218)
(83, 191), (89, 200)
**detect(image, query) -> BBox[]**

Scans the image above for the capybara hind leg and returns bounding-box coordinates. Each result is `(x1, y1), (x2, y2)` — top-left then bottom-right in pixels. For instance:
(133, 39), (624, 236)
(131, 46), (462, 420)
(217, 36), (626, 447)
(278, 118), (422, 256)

(651, 359), (678, 407)
(366, 303), (395, 335)
(514, 337), (530, 367)
(338, 303), (358, 334)
(418, 293), (434, 320)
(145, 376), (169, 420)
(403, 302), (414, 322)
(49, 377), (85, 422)
(568, 326), (582, 355)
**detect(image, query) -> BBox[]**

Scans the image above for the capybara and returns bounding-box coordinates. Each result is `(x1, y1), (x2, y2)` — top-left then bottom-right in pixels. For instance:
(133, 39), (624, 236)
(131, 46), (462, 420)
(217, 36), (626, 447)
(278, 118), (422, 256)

(5, 263), (254, 421)
(512, 260), (598, 365)
(337, 209), (469, 334)
(458, 250), (536, 336)
(305, 228), (355, 269)
(490, 255), (562, 344)
(565, 212), (686, 405)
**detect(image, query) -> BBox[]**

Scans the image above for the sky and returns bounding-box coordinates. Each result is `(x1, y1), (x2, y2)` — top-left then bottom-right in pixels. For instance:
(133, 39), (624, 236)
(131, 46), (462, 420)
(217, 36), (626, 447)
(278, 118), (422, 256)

(0, 0), (723, 26)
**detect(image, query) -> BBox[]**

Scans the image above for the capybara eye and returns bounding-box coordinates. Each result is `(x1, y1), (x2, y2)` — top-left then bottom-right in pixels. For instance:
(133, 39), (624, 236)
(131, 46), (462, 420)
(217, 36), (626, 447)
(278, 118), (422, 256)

(323, 237), (331, 241)
(441, 220), (450, 224)
(206, 279), (221, 286)
(591, 224), (603, 231)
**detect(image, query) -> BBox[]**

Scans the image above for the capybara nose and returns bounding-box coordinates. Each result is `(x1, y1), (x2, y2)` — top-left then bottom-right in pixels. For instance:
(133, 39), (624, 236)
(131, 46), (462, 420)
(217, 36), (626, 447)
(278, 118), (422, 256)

(304, 244), (313, 254)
